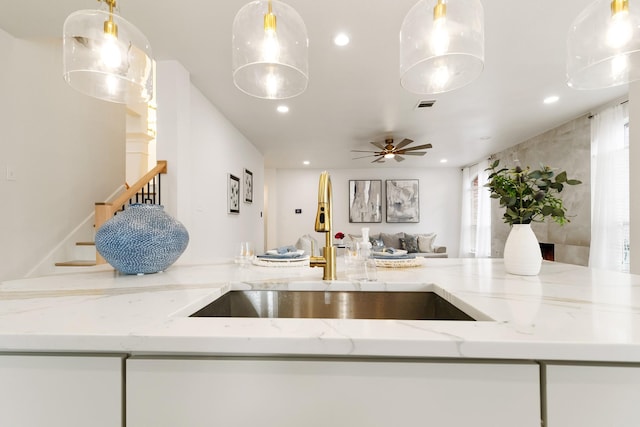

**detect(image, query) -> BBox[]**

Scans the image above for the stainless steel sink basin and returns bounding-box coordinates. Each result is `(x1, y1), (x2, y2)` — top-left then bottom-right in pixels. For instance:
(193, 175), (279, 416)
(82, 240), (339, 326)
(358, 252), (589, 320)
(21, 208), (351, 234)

(190, 290), (476, 321)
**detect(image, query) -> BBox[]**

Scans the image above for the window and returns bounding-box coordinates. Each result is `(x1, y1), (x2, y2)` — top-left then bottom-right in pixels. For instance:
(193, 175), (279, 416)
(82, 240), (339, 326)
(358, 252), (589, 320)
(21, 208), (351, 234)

(460, 161), (491, 258)
(622, 121), (630, 272)
(469, 174), (479, 253)
(589, 103), (629, 272)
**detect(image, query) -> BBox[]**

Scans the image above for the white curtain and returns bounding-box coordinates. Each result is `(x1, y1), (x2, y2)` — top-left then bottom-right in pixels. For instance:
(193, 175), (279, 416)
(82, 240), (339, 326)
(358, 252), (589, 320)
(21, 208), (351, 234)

(589, 103), (629, 272)
(459, 160), (491, 258)
(459, 167), (473, 257)
(475, 159), (492, 257)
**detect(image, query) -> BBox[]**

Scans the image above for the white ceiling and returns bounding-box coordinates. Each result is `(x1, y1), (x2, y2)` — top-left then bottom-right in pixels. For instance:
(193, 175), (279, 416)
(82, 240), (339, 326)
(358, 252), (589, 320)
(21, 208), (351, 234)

(0, 0), (628, 169)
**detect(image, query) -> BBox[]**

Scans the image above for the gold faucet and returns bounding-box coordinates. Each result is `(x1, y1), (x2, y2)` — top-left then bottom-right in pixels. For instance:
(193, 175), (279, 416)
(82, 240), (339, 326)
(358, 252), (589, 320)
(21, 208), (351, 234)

(310, 171), (337, 280)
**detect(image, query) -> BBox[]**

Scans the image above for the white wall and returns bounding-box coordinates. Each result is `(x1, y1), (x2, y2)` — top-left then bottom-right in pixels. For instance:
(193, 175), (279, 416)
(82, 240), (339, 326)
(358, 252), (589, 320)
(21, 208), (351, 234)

(264, 168), (278, 252)
(156, 61), (264, 263)
(272, 168), (461, 255)
(630, 81), (640, 274)
(0, 31), (125, 281)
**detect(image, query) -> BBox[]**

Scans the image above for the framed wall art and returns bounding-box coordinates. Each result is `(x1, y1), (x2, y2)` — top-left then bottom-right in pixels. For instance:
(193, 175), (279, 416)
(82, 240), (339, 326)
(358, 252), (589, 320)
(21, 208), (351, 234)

(244, 168), (253, 203)
(386, 179), (419, 223)
(228, 173), (240, 214)
(348, 180), (382, 223)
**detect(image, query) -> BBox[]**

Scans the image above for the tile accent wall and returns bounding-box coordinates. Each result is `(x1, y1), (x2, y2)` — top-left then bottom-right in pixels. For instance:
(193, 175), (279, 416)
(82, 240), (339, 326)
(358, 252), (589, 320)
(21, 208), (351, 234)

(491, 115), (591, 266)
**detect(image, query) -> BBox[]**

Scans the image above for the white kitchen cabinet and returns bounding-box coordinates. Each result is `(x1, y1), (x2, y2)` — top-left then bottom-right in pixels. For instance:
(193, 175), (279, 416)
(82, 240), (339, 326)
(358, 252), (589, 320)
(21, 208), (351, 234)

(546, 363), (640, 427)
(0, 354), (123, 427)
(127, 357), (540, 427)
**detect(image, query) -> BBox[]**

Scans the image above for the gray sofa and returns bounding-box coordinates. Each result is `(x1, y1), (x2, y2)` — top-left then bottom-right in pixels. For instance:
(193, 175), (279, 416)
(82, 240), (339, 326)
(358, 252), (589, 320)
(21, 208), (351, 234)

(346, 231), (448, 258)
(296, 232), (448, 258)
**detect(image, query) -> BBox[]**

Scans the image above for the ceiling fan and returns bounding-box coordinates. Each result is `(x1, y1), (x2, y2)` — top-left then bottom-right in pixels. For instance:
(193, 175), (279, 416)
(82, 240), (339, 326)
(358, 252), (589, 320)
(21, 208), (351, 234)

(351, 138), (433, 163)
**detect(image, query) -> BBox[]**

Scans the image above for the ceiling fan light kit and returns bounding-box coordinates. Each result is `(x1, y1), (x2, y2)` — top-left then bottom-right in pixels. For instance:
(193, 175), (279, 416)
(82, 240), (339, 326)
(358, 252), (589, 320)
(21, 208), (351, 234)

(567, 0), (640, 89)
(352, 138), (433, 163)
(232, 0), (309, 99)
(399, 0), (485, 94)
(63, 0), (154, 104)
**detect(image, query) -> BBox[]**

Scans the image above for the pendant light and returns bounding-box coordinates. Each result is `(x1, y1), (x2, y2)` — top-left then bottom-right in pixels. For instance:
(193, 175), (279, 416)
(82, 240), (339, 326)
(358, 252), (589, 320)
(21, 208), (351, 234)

(567, 0), (640, 89)
(232, 0), (309, 99)
(63, 0), (153, 104)
(400, 0), (485, 94)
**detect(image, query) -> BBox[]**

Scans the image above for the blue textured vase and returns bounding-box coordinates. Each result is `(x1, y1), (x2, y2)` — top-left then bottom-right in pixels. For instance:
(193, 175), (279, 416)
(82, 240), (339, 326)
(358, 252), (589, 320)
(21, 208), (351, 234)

(95, 204), (189, 275)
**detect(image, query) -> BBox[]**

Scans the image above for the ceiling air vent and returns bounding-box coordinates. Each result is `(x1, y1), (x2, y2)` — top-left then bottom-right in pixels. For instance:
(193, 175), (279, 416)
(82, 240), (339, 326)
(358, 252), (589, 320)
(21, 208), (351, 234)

(416, 100), (436, 109)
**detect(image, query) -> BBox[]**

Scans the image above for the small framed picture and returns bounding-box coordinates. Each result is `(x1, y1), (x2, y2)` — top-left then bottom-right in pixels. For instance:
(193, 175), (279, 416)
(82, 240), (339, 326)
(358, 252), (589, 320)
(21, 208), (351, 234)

(228, 173), (240, 214)
(244, 169), (253, 203)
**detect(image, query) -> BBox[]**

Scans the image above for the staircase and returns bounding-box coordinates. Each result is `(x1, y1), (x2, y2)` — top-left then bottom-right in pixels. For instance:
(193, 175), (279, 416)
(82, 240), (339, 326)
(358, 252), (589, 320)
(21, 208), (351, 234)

(54, 160), (168, 268)
(54, 242), (99, 267)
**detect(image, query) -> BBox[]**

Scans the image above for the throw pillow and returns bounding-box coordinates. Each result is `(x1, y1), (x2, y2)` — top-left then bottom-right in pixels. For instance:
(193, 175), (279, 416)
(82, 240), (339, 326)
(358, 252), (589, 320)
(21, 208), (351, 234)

(417, 233), (437, 253)
(381, 232), (405, 249)
(400, 235), (419, 253)
(295, 234), (320, 256)
(370, 237), (384, 251)
(346, 234), (361, 247)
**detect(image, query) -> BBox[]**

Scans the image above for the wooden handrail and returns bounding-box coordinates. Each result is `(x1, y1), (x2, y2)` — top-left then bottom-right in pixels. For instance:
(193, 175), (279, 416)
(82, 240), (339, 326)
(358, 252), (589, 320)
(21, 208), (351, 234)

(94, 160), (167, 264)
(111, 160), (167, 211)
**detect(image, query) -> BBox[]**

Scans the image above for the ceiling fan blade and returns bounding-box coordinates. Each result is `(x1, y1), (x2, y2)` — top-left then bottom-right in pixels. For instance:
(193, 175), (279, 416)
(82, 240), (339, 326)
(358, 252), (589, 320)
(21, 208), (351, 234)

(351, 150), (380, 153)
(402, 143), (432, 152)
(398, 151), (427, 156)
(352, 154), (382, 160)
(370, 140), (386, 150)
(372, 156), (385, 163)
(394, 138), (413, 150)
(394, 155), (405, 162)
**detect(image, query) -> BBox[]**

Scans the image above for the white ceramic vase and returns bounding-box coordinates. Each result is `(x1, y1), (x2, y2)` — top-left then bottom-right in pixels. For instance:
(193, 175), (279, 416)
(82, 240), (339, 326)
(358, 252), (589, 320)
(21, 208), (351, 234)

(503, 224), (542, 276)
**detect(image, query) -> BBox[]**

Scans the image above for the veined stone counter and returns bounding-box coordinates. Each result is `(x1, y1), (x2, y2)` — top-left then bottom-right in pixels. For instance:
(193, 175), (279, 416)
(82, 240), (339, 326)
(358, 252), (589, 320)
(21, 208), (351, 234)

(1, 258), (639, 362)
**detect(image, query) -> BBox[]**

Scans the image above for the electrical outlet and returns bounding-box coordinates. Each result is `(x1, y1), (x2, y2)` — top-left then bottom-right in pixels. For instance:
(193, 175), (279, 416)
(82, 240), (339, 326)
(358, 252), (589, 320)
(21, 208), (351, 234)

(6, 167), (16, 181)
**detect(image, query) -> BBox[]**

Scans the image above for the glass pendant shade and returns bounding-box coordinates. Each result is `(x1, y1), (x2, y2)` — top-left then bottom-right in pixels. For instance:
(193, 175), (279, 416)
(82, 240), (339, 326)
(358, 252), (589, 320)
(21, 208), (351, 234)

(63, 4), (153, 104)
(400, 0), (484, 94)
(232, 0), (309, 99)
(567, 0), (640, 89)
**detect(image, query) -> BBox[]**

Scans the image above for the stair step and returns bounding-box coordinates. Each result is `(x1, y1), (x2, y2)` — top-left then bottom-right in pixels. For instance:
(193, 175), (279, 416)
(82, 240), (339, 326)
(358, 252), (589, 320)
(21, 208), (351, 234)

(54, 260), (97, 267)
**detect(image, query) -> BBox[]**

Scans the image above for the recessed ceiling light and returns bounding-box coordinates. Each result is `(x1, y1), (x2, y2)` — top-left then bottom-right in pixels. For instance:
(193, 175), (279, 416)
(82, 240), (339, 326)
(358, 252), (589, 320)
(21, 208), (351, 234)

(543, 95), (559, 104)
(440, 159), (448, 163)
(303, 160), (310, 165)
(333, 33), (350, 47)
(277, 105), (289, 113)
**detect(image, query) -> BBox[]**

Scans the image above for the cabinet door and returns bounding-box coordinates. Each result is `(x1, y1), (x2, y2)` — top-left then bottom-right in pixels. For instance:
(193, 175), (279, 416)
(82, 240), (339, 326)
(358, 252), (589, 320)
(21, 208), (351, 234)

(128, 358), (540, 427)
(546, 364), (640, 427)
(0, 354), (123, 427)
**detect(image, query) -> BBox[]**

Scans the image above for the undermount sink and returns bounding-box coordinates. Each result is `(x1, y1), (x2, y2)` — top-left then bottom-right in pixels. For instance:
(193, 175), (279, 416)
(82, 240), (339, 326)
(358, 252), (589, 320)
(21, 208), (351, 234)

(190, 290), (477, 321)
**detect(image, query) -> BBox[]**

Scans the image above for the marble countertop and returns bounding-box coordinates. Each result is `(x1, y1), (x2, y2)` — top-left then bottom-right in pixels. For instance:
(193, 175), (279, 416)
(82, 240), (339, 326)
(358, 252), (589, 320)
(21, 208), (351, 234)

(1, 258), (640, 362)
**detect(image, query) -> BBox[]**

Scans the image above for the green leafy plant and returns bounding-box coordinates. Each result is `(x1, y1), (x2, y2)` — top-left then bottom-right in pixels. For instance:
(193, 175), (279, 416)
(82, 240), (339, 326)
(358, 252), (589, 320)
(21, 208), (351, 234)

(485, 160), (582, 225)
